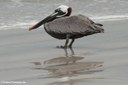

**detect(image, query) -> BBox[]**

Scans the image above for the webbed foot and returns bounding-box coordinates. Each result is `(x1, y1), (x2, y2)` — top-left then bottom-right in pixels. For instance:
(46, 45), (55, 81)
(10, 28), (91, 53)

(56, 45), (68, 48)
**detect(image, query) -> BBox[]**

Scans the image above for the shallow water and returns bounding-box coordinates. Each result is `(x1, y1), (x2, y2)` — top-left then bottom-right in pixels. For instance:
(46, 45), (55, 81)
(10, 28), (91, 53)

(0, 20), (128, 85)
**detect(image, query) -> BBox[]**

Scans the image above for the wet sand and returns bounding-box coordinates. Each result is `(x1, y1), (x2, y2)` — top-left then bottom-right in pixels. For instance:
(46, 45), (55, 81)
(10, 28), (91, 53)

(0, 20), (128, 85)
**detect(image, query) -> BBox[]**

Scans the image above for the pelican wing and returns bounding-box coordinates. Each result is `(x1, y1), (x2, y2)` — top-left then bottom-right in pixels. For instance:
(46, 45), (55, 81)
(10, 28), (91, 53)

(45, 14), (103, 34)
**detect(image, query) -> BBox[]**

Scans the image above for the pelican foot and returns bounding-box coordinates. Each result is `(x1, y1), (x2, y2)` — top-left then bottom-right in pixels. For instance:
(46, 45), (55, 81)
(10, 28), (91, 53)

(56, 45), (68, 48)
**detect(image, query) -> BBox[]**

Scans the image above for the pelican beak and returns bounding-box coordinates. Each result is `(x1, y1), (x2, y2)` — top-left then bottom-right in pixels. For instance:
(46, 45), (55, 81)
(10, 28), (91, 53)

(29, 12), (58, 31)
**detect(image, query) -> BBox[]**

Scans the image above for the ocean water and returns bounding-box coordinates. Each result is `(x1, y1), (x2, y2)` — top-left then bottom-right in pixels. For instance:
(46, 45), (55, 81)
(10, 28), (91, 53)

(0, 0), (128, 30)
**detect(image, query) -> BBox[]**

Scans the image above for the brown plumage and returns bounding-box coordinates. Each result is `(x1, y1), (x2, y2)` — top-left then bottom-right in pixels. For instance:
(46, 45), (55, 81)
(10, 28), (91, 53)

(44, 14), (104, 39)
(29, 5), (104, 48)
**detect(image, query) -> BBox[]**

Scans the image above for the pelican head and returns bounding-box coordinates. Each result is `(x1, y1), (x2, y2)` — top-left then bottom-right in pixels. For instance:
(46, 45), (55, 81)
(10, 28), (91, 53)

(29, 5), (72, 31)
(54, 5), (72, 17)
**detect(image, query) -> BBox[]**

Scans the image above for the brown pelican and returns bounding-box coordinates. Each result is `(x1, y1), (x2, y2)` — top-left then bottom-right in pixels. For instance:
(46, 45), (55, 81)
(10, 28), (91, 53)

(29, 5), (104, 48)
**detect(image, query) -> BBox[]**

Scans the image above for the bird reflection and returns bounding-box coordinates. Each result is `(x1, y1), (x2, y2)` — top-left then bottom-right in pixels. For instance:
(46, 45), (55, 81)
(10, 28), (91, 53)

(44, 48), (83, 65)
(31, 48), (103, 85)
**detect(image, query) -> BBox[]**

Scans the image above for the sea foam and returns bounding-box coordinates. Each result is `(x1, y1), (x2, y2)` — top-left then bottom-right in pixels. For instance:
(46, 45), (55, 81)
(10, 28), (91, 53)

(92, 15), (128, 22)
(0, 15), (128, 30)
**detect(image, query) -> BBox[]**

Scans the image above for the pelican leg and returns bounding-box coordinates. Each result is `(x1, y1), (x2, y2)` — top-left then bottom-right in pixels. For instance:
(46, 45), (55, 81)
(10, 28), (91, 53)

(57, 34), (70, 48)
(63, 34), (70, 48)
(69, 47), (75, 55)
(69, 38), (75, 47)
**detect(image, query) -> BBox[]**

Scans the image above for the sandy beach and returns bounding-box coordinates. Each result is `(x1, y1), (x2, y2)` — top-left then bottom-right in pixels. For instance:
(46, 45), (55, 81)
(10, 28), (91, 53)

(0, 19), (128, 85)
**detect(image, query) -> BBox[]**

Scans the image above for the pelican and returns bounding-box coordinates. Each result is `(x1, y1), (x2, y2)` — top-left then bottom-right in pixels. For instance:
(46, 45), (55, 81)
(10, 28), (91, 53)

(29, 5), (104, 48)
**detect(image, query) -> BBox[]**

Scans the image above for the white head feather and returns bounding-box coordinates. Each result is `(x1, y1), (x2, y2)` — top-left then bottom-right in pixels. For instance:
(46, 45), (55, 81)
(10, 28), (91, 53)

(57, 5), (69, 13)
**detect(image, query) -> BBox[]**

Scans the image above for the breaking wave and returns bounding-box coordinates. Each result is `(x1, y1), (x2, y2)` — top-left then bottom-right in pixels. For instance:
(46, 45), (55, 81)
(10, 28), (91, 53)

(0, 21), (37, 30)
(92, 15), (128, 22)
(0, 15), (128, 30)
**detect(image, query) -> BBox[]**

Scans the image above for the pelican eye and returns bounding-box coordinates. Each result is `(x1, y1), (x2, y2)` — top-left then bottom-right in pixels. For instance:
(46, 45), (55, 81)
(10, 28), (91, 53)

(55, 9), (66, 15)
